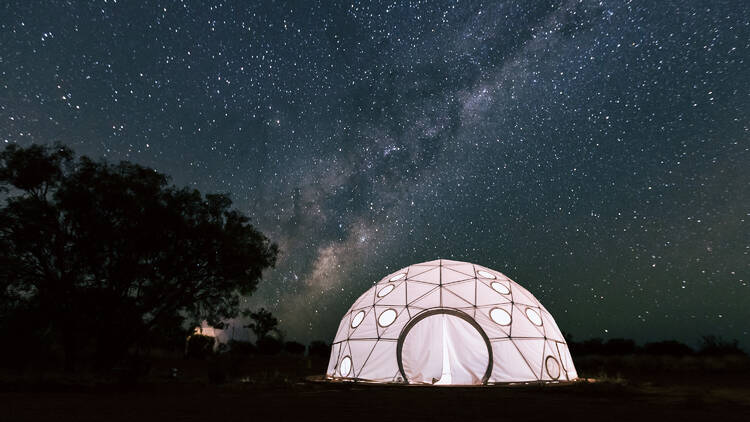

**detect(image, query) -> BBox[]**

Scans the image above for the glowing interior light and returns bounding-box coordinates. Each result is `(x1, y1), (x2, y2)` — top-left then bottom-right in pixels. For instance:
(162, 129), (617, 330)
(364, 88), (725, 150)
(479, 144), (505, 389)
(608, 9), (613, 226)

(378, 284), (395, 297)
(489, 308), (512, 325)
(477, 270), (496, 279)
(351, 310), (365, 328)
(435, 315), (453, 385)
(491, 281), (510, 295)
(378, 308), (397, 327)
(339, 356), (352, 376)
(525, 308), (543, 326)
(545, 356), (560, 380)
(389, 273), (406, 281)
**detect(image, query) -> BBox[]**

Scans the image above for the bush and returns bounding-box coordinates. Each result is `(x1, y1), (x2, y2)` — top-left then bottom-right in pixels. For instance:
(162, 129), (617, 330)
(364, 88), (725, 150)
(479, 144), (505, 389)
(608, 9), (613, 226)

(308, 341), (330, 359)
(284, 341), (306, 355)
(186, 334), (215, 359)
(642, 340), (693, 356)
(228, 339), (257, 355)
(602, 338), (637, 355)
(256, 336), (283, 355)
(698, 335), (746, 356)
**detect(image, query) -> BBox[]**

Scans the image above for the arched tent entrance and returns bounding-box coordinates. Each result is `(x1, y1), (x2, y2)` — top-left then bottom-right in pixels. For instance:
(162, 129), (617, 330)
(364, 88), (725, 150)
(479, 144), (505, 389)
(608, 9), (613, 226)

(397, 309), (492, 384)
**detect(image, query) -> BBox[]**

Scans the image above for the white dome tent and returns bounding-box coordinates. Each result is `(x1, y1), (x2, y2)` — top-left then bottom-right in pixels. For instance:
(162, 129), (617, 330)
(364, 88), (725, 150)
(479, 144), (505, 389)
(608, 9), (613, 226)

(326, 259), (577, 385)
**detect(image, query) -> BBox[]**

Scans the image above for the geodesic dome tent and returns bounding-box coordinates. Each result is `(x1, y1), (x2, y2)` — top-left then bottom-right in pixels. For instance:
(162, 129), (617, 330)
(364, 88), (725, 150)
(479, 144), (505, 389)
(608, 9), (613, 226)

(326, 259), (577, 385)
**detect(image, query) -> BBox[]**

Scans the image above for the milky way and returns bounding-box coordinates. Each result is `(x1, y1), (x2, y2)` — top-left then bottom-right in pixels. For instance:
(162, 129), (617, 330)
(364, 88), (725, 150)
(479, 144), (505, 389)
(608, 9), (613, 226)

(1, 1), (748, 347)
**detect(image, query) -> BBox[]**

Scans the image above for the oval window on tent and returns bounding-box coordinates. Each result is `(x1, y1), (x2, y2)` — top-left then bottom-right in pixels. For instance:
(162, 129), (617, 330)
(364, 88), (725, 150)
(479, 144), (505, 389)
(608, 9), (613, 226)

(489, 307), (511, 325)
(491, 281), (510, 295)
(351, 310), (365, 328)
(525, 307), (543, 326)
(378, 308), (397, 327)
(477, 270), (496, 279)
(389, 273), (406, 281)
(377, 284), (395, 297)
(545, 356), (560, 380)
(339, 355), (352, 377)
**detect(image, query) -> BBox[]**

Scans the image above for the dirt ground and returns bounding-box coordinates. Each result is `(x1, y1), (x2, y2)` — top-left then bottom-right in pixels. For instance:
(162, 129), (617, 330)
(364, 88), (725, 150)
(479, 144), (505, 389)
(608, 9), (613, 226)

(1, 355), (749, 421)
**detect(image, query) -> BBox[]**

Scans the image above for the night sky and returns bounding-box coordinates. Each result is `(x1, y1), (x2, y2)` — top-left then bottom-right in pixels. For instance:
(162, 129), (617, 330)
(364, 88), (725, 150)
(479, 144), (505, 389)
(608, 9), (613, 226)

(2, 1), (748, 348)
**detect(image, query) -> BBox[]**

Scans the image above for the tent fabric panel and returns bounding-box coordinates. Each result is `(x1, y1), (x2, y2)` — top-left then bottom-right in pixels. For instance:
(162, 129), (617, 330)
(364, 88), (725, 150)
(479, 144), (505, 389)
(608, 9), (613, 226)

(557, 342), (578, 380)
(349, 339), (377, 378)
(330, 341), (354, 377)
(375, 280), (407, 306)
(400, 312), (489, 385)
(442, 314), (491, 385)
(406, 281), (438, 305)
(348, 307), (379, 340)
(441, 287), (475, 308)
(440, 266), (474, 284)
(356, 340), (400, 382)
(409, 288), (441, 309)
(377, 305), (411, 340)
(510, 304), (546, 338)
(442, 262), (476, 278)
(380, 268), (410, 284)
(540, 339), (563, 381)
(440, 259), (470, 266)
(401, 314), (444, 383)
(443, 280), (476, 306)
(540, 309), (565, 342)
(351, 287), (376, 310)
(489, 339), (537, 382)
(326, 342), (341, 376)
(411, 259), (441, 267)
(512, 338), (546, 380)
(333, 312), (351, 343)
(475, 279), (512, 306)
(510, 283), (540, 307)
(473, 304), (512, 339)
(407, 267), (441, 284)
(474, 265), (504, 279)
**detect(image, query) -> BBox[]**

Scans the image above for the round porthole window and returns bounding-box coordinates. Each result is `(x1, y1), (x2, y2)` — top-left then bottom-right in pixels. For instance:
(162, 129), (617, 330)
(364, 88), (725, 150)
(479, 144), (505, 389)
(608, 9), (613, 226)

(489, 308), (512, 326)
(477, 270), (496, 279)
(351, 310), (365, 328)
(389, 273), (406, 281)
(378, 308), (397, 327)
(545, 356), (560, 380)
(339, 355), (352, 377)
(377, 284), (395, 297)
(525, 308), (543, 326)
(491, 281), (510, 295)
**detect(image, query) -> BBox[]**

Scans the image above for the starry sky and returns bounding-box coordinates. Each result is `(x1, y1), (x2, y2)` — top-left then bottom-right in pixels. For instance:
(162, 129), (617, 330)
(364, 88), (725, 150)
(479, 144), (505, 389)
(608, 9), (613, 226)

(1, 1), (748, 348)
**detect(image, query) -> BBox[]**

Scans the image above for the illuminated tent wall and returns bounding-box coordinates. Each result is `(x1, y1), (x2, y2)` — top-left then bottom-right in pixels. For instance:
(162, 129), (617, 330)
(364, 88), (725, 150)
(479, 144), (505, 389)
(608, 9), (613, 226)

(326, 259), (577, 385)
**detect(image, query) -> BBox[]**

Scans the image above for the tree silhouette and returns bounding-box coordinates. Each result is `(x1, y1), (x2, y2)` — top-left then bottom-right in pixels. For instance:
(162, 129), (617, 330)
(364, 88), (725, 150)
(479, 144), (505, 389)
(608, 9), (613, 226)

(0, 143), (277, 369)
(244, 307), (279, 340)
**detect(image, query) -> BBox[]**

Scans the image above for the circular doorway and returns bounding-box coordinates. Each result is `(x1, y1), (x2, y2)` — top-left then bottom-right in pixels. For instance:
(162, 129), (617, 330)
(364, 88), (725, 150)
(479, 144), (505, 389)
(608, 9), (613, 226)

(396, 309), (492, 385)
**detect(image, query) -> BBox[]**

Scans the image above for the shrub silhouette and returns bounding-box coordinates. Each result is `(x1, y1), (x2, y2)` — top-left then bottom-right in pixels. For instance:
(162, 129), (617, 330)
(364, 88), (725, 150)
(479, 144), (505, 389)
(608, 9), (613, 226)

(308, 341), (331, 359)
(642, 340), (694, 356)
(186, 335), (215, 360)
(601, 338), (637, 355)
(256, 336), (283, 355)
(228, 340), (257, 355)
(284, 341), (306, 355)
(699, 335), (746, 356)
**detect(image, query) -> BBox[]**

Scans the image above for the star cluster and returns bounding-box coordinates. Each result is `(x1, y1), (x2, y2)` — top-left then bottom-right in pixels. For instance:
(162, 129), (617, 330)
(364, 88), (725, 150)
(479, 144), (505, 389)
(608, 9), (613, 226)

(1, 1), (748, 347)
